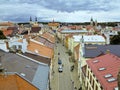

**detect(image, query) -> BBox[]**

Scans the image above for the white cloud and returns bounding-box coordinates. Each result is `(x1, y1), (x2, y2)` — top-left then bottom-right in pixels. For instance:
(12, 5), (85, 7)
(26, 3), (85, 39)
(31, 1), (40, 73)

(0, 0), (119, 22)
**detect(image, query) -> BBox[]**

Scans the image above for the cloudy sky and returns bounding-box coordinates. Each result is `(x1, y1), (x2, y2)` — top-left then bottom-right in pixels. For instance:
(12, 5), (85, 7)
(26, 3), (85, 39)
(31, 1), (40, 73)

(0, 0), (120, 22)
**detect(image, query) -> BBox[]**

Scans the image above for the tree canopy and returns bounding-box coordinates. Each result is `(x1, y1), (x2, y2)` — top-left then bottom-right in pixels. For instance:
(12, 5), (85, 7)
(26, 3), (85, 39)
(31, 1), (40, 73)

(0, 30), (6, 39)
(110, 32), (120, 44)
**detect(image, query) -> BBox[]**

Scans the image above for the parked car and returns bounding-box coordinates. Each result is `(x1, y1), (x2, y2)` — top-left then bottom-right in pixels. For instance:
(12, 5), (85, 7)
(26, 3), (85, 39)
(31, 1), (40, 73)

(58, 65), (63, 72)
(58, 59), (62, 65)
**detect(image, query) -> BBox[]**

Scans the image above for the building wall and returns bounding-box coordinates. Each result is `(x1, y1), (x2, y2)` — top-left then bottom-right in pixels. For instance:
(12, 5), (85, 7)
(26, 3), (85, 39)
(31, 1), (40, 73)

(85, 65), (102, 90)
(0, 40), (9, 52)
(9, 38), (28, 53)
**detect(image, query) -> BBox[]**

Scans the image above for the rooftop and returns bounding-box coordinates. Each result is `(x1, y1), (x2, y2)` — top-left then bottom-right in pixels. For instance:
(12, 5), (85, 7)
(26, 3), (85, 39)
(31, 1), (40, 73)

(83, 35), (105, 42)
(41, 32), (55, 43)
(34, 36), (54, 49)
(61, 29), (88, 34)
(73, 35), (82, 42)
(0, 73), (38, 90)
(84, 45), (120, 58)
(27, 39), (53, 58)
(0, 50), (49, 90)
(23, 52), (51, 66)
(86, 53), (120, 90)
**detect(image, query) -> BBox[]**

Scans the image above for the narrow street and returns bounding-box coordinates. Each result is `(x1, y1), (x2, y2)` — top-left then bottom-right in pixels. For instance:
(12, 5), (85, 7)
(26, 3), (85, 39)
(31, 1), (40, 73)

(50, 39), (80, 90)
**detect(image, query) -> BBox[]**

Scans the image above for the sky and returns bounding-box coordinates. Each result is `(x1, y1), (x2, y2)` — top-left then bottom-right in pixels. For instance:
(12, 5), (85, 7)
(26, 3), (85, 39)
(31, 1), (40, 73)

(0, 0), (120, 23)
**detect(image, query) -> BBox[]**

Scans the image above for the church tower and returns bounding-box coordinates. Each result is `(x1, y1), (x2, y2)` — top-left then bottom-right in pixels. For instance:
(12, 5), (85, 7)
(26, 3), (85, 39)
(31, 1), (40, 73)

(35, 17), (38, 24)
(29, 16), (32, 25)
(90, 17), (94, 26)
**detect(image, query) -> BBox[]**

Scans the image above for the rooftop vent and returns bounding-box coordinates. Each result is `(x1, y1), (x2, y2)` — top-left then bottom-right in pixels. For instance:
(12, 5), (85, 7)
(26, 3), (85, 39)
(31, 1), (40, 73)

(104, 74), (112, 78)
(93, 60), (99, 63)
(107, 78), (117, 82)
(99, 67), (106, 71)
(20, 73), (26, 77)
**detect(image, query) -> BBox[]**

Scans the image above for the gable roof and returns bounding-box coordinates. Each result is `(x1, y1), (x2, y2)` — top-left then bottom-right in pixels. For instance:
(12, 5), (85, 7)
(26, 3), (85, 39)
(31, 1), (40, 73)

(84, 45), (120, 58)
(86, 53), (120, 90)
(34, 36), (54, 49)
(23, 52), (51, 66)
(41, 32), (55, 43)
(48, 22), (60, 26)
(0, 50), (49, 90)
(0, 22), (13, 26)
(31, 27), (41, 33)
(27, 39), (53, 58)
(0, 73), (38, 90)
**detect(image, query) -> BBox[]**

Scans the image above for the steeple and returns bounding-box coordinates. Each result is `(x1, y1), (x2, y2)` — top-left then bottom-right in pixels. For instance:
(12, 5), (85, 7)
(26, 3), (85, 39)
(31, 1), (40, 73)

(30, 16), (32, 21)
(90, 17), (94, 26)
(35, 17), (38, 24)
(35, 17), (37, 22)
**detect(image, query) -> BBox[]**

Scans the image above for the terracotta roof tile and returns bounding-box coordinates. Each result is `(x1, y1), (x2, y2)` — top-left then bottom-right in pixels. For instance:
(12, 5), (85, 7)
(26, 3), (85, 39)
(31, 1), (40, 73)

(86, 53), (120, 90)
(34, 36), (54, 49)
(48, 22), (60, 26)
(0, 22), (13, 26)
(3, 30), (13, 36)
(27, 39), (53, 58)
(0, 74), (38, 90)
(41, 32), (55, 43)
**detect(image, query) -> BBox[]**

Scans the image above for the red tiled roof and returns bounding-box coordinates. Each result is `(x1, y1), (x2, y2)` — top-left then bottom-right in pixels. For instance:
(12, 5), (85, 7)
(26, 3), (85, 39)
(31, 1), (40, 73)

(41, 32), (55, 43)
(86, 25), (94, 30)
(27, 39), (53, 58)
(86, 53), (120, 90)
(0, 22), (13, 26)
(3, 30), (13, 36)
(0, 73), (38, 90)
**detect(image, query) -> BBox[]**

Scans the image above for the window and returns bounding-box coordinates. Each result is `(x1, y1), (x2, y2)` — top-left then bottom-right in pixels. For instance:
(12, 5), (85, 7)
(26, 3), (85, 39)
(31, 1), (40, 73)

(107, 78), (117, 82)
(93, 60), (99, 63)
(104, 74), (112, 78)
(98, 67), (106, 71)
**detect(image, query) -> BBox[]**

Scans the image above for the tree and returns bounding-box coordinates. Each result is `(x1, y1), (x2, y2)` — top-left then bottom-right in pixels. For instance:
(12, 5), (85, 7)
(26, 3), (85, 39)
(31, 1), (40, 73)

(110, 32), (120, 44)
(0, 30), (6, 39)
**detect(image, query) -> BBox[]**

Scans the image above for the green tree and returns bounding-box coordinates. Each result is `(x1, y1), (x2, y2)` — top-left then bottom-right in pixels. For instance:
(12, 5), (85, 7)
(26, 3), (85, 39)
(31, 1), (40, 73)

(110, 32), (120, 44)
(0, 30), (6, 39)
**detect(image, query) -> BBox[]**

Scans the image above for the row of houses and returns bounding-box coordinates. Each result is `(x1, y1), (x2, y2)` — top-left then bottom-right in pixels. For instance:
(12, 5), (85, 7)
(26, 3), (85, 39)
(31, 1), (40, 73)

(0, 21), (56, 90)
(56, 24), (120, 90)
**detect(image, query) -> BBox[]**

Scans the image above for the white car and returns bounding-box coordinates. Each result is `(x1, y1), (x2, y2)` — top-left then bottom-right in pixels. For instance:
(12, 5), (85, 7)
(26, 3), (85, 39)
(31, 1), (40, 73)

(58, 65), (63, 72)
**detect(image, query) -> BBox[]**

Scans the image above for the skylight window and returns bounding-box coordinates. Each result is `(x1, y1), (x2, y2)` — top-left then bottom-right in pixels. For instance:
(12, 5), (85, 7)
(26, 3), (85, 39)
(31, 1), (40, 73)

(107, 78), (117, 82)
(93, 60), (99, 63)
(104, 74), (112, 78)
(98, 67), (106, 71)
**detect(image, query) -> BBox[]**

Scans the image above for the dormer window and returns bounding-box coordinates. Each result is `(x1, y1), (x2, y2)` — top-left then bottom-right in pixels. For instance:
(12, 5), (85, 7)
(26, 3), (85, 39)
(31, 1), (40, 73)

(98, 67), (106, 71)
(107, 78), (117, 82)
(104, 74), (112, 78)
(93, 60), (99, 63)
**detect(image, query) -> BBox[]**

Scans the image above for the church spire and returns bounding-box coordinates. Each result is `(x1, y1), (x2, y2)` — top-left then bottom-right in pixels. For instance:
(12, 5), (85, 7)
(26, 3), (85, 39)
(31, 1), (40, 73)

(90, 17), (94, 26)
(35, 17), (37, 22)
(30, 16), (32, 21)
